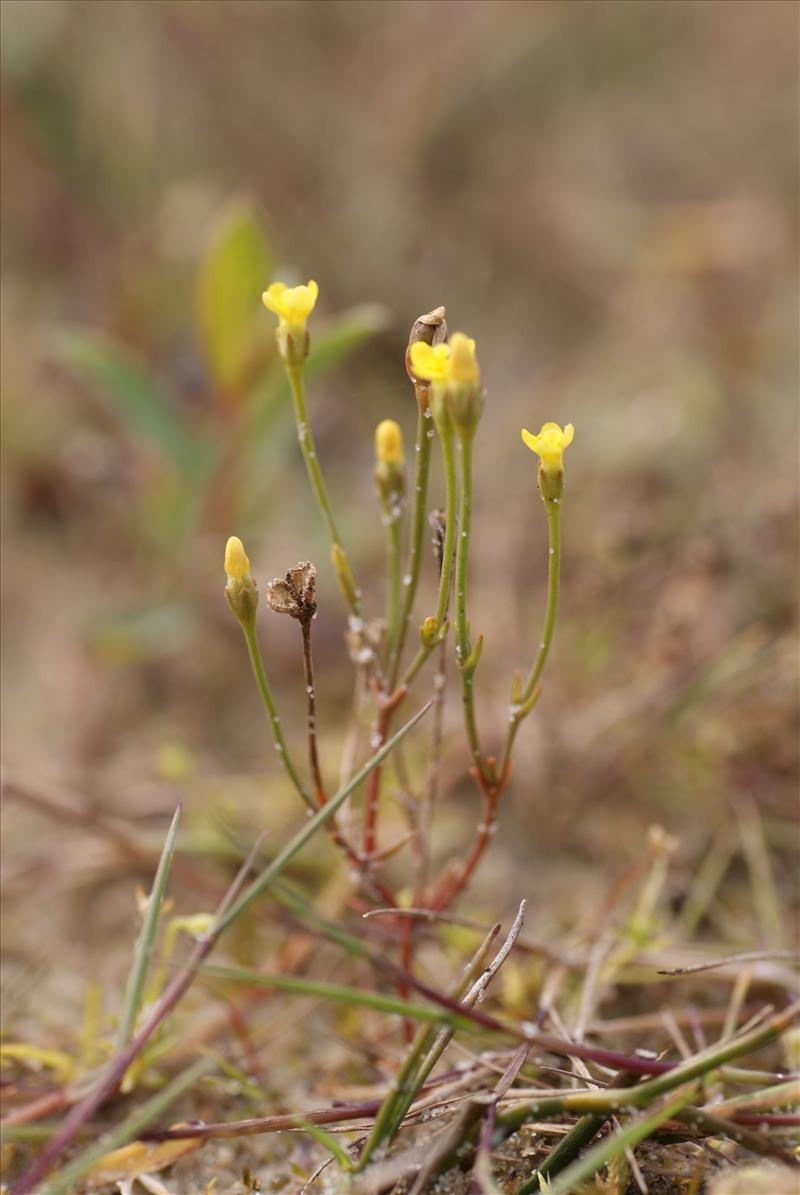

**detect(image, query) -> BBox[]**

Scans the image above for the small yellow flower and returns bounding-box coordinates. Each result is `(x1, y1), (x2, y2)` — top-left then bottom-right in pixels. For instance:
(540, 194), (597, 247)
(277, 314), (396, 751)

(408, 333), (478, 386)
(261, 280), (319, 333)
(408, 340), (451, 382)
(375, 419), (404, 466)
(448, 332), (479, 385)
(521, 422), (574, 474)
(224, 535), (250, 581)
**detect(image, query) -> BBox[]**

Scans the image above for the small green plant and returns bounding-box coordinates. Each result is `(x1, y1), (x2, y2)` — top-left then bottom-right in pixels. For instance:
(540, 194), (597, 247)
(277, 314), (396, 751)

(226, 280), (574, 923)
(8, 278), (798, 1195)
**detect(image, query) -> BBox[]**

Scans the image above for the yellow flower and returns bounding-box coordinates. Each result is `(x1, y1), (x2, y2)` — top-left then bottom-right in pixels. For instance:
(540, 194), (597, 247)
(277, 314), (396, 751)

(448, 332), (479, 384)
(408, 332), (478, 385)
(224, 535), (250, 581)
(261, 280), (319, 332)
(521, 422), (574, 474)
(408, 340), (451, 382)
(375, 419), (404, 466)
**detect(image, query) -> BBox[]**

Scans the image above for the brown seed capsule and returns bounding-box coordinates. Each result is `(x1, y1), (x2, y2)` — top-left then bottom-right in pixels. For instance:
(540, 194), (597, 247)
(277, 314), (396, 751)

(405, 305), (447, 384)
(266, 561), (317, 623)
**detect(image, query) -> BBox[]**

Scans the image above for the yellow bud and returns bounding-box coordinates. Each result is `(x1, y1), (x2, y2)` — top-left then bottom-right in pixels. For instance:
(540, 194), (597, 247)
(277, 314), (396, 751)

(224, 536), (250, 581)
(374, 419), (404, 466)
(420, 616), (440, 648)
(448, 332), (479, 385)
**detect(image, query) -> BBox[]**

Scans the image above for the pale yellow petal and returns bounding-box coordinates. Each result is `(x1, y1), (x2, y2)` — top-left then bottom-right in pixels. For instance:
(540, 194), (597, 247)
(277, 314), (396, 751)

(262, 282), (288, 315)
(520, 428), (542, 455)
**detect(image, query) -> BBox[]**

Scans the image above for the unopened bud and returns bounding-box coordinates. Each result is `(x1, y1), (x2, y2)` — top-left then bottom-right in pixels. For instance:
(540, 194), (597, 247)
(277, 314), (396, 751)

(446, 332), (484, 438)
(224, 536), (258, 627)
(224, 536), (250, 582)
(420, 616), (445, 648)
(374, 420), (405, 514)
(375, 419), (404, 466)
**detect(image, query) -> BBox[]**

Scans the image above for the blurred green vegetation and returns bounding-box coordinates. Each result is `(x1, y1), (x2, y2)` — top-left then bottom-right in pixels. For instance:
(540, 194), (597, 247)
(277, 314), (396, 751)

(1, 0), (797, 1020)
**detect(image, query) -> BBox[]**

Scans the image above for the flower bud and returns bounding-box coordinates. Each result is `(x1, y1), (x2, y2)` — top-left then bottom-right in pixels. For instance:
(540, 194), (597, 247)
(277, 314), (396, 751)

(224, 536), (258, 627)
(445, 333), (484, 438)
(224, 536), (250, 581)
(374, 420), (405, 515)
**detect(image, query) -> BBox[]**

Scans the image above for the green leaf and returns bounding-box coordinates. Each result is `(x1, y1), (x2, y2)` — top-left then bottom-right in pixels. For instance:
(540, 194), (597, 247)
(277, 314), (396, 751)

(58, 330), (205, 477)
(196, 197), (275, 396)
(196, 964), (476, 1032)
(116, 805), (182, 1050)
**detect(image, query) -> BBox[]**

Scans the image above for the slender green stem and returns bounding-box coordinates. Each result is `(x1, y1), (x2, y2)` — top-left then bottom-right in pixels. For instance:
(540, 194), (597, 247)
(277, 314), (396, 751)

(454, 430), (483, 770)
(286, 363), (361, 617)
(435, 421), (458, 627)
(242, 622), (316, 812)
(523, 497), (561, 700)
(384, 511), (402, 670)
(389, 401), (434, 689)
(500, 496), (561, 774)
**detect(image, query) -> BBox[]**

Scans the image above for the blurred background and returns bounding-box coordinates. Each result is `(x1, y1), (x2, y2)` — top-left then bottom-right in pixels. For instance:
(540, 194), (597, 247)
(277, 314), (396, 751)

(1, 0), (798, 1024)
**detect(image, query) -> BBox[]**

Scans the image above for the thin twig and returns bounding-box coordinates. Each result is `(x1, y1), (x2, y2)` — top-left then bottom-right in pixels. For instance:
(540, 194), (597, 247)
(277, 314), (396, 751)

(657, 950), (799, 976)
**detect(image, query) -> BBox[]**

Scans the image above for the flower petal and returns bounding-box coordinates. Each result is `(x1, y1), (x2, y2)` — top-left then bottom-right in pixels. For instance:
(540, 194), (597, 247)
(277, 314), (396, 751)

(520, 428), (541, 455)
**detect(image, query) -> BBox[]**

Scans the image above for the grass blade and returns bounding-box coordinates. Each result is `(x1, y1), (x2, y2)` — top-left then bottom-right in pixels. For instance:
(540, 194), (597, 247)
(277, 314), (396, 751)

(195, 963), (478, 1032)
(116, 805), (182, 1050)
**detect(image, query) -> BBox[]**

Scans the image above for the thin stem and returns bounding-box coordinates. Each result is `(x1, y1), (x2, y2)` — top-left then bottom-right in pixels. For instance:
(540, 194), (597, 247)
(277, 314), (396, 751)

(300, 618), (326, 805)
(435, 421), (458, 627)
(242, 622), (316, 812)
(389, 399), (434, 689)
(454, 430), (483, 772)
(500, 496), (561, 774)
(524, 497), (561, 699)
(286, 363), (361, 617)
(384, 511), (402, 670)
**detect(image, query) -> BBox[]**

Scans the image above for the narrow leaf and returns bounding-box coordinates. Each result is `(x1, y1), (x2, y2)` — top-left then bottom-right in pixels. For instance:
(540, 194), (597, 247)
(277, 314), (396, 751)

(116, 805), (182, 1049)
(196, 964), (475, 1032)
